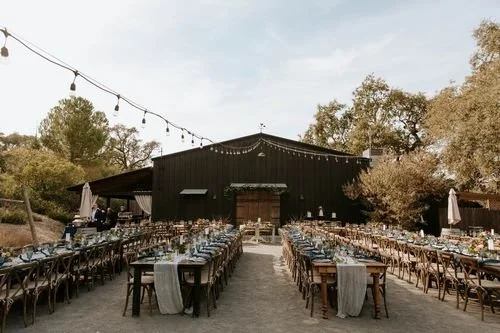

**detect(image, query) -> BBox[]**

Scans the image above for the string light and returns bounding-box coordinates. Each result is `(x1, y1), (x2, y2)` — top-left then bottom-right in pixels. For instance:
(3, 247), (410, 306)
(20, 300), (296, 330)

(1, 28), (9, 64)
(181, 130), (185, 143)
(113, 94), (120, 117)
(191, 134), (195, 146)
(0, 26), (220, 148)
(141, 111), (146, 128)
(69, 70), (78, 96)
(165, 122), (170, 136)
(199, 139), (203, 149)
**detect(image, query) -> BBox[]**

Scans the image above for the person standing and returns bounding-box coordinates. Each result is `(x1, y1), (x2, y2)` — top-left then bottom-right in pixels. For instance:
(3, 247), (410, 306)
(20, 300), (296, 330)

(91, 203), (105, 231)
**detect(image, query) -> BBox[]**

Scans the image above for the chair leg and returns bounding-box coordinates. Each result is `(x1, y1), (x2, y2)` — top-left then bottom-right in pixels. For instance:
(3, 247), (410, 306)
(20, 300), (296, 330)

(123, 286), (131, 316)
(381, 286), (389, 318)
(463, 287), (469, 312)
(310, 287), (314, 317)
(147, 286), (154, 316)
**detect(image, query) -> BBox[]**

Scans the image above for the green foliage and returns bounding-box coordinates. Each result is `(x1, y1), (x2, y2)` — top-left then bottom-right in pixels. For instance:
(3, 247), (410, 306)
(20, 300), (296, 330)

(343, 151), (447, 229)
(0, 207), (27, 225)
(38, 97), (109, 164)
(426, 20), (499, 193)
(302, 74), (428, 155)
(107, 124), (160, 171)
(1, 147), (85, 220)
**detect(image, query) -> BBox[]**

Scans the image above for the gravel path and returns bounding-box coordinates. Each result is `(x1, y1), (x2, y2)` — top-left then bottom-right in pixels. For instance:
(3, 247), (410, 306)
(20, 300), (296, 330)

(6, 244), (499, 333)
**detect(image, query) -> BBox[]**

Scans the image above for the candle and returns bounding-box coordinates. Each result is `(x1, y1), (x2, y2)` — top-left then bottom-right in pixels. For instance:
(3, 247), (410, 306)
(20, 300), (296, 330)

(420, 229), (424, 238)
(331, 212), (336, 219)
(383, 224), (386, 231)
(491, 229), (495, 236)
(204, 227), (209, 235)
(257, 217), (261, 223)
(180, 235), (184, 245)
(65, 233), (71, 242)
(488, 239), (494, 250)
(307, 211), (312, 218)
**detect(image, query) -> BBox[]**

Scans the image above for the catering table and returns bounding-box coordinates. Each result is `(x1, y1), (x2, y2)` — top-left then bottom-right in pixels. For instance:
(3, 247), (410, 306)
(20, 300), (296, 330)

(129, 258), (206, 317)
(313, 261), (387, 319)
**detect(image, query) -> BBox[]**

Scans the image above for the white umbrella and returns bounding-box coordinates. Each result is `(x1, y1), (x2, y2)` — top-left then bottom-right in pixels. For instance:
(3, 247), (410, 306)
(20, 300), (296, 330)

(79, 182), (93, 221)
(447, 188), (461, 226)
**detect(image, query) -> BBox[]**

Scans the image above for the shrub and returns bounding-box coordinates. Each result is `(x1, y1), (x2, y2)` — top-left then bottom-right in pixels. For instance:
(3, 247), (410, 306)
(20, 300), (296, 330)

(0, 207), (27, 225)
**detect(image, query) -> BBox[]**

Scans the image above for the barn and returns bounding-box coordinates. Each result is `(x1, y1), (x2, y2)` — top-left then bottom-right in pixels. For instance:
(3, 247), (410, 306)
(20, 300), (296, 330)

(151, 133), (369, 226)
(68, 133), (369, 227)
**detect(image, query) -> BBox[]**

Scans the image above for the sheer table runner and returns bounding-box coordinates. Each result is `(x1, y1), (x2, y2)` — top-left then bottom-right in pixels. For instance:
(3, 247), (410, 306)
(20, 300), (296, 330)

(336, 263), (367, 318)
(154, 256), (185, 314)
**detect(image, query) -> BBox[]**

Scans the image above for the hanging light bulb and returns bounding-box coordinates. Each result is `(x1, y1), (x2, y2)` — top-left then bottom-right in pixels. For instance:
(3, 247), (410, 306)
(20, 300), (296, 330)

(191, 134), (194, 146)
(210, 146), (214, 151)
(345, 158), (349, 164)
(141, 111), (146, 128)
(113, 94), (120, 117)
(1, 28), (9, 65)
(181, 131), (185, 143)
(69, 70), (78, 97)
(165, 122), (170, 136)
(199, 139), (203, 149)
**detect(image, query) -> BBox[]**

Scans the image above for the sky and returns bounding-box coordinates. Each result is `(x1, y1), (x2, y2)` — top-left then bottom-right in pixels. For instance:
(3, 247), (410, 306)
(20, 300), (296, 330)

(1, 0), (498, 156)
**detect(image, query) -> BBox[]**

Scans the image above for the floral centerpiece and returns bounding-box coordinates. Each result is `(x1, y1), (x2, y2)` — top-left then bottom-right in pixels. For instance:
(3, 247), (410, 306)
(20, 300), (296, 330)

(0, 248), (12, 265)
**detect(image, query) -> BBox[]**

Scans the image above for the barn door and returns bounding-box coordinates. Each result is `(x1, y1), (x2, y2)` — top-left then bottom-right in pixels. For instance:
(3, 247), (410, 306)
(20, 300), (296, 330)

(236, 191), (280, 227)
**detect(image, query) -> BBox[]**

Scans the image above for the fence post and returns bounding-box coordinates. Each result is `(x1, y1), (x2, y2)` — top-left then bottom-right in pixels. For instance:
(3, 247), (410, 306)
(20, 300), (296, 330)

(22, 185), (38, 245)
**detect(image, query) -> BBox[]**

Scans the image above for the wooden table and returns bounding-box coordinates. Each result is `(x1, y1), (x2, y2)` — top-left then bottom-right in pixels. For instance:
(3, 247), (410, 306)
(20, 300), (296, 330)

(312, 261), (387, 319)
(129, 259), (206, 317)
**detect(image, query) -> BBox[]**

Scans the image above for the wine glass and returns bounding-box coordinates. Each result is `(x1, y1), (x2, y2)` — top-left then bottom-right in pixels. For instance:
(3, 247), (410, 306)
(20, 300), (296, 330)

(25, 248), (34, 261)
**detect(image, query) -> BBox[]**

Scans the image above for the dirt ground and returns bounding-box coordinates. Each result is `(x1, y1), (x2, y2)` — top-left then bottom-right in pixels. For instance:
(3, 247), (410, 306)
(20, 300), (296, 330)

(0, 213), (63, 248)
(6, 243), (500, 333)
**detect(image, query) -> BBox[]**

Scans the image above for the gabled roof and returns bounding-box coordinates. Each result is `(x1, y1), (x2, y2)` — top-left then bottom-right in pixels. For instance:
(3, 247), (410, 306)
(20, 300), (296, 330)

(67, 167), (153, 199)
(153, 132), (355, 161)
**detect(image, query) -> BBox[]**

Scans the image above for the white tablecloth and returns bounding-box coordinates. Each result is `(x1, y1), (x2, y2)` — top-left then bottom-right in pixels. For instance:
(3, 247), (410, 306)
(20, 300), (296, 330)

(154, 256), (185, 314)
(336, 262), (367, 318)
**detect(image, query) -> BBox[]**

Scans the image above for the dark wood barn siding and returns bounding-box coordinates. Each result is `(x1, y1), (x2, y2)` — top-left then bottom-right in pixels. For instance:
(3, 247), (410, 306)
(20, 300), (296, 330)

(152, 135), (367, 224)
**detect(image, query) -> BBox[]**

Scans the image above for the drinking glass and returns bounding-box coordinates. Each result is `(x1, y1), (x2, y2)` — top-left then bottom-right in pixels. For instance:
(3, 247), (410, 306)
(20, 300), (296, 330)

(25, 248), (34, 261)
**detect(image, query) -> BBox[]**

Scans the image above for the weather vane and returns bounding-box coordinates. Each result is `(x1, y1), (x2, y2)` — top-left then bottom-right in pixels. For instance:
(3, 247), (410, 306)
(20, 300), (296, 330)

(259, 123), (266, 133)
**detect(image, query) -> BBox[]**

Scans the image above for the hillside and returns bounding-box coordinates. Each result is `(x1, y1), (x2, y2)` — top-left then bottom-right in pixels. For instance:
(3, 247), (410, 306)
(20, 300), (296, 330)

(0, 213), (64, 247)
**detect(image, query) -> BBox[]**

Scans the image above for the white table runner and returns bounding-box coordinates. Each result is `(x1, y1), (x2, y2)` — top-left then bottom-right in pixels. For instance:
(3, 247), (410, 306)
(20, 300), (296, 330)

(336, 262), (367, 318)
(154, 255), (185, 314)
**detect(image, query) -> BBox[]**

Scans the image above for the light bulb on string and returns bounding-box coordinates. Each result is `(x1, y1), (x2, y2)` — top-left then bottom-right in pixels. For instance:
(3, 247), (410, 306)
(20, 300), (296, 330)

(113, 94), (120, 117)
(345, 158), (349, 164)
(199, 139), (203, 149)
(141, 111), (146, 129)
(191, 134), (194, 146)
(69, 70), (78, 97)
(210, 146), (214, 151)
(1, 28), (9, 65)
(181, 131), (185, 143)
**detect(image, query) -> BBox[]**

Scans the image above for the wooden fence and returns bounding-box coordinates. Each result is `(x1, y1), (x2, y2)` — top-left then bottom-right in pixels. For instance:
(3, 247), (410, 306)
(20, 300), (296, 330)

(439, 207), (500, 233)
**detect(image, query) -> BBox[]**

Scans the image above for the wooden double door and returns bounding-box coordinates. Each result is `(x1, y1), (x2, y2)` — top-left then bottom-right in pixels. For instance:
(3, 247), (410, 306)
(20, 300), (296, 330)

(236, 191), (280, 226)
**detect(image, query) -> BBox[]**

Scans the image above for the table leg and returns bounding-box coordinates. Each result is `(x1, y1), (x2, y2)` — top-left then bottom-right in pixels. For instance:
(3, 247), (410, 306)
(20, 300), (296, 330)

(321, 273), (328, 319)
(372, 273), (381, 319)
(132, 266), (142, 317)
(192, 266), (201, 317)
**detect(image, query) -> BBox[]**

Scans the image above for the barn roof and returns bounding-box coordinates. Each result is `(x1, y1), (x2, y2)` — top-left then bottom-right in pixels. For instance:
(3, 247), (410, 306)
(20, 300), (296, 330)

(152, 132), (356, 161)
(67, 167), (153, 199)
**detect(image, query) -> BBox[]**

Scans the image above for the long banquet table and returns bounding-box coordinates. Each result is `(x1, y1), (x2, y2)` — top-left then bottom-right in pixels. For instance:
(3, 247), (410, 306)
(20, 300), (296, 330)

(312, 261), (387, 319)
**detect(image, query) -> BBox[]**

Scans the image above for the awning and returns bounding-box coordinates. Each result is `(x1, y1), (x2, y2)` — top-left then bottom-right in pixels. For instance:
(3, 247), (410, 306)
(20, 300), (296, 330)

(180, 189), (208, 195)
(229, 183), (287, 190)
